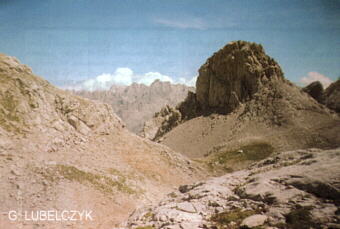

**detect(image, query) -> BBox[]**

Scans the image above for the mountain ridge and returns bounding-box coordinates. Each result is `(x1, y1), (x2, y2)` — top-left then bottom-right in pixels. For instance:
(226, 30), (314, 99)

(141, 41), (340, 162)
(72, 79), (194, 133)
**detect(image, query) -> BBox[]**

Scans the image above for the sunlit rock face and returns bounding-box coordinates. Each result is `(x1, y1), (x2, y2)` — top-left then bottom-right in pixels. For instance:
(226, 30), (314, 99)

(196, 40), (284, 114)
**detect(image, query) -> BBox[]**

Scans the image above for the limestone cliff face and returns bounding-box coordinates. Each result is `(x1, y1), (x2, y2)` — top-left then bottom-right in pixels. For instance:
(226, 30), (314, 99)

(196, 41), (284, 114)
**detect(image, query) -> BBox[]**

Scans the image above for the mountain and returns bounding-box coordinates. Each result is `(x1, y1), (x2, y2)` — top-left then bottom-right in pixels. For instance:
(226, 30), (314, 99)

(126, 147), (340, 228)
(302, 81), (324, 104)
(324, 79), (340, 113)
(73, 80), (194, 133)
(302, 80), (340, 113)
(143, 41), (340, 166)
(0, 54), (204, 229)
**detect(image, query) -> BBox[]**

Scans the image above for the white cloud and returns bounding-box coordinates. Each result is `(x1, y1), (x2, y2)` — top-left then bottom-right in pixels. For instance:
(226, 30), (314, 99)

(300, 72), (333, 88)
(138, 72), (173, 85)
(63, 68), (133, 91)
(63, 67), (197, 91)
(154, 17), (206, 29)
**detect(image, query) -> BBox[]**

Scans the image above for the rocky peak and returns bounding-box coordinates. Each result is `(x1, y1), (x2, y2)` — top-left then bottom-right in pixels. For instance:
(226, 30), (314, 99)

(196, 40), (284, 114)
(324, 79), (340, 113)
(302, 81), (324, 103)
(142, 41), (339, 150)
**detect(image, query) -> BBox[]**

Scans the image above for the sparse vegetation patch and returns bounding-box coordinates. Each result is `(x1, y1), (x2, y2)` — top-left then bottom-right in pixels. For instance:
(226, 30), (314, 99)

(36, 164), (137, 195)
(207, 142), (274, 173)
(135, 226), (155, 229)
(210, 208), (258, 228)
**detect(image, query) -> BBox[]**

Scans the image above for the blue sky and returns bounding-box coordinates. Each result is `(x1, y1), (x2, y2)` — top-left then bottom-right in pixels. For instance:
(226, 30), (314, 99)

(0, 0), (339, 90)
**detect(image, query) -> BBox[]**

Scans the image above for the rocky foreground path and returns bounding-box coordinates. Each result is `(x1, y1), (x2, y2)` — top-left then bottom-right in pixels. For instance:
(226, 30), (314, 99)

(125, 148), (340, 229)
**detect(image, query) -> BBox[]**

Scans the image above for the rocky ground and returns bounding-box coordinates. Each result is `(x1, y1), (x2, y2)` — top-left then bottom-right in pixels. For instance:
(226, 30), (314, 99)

(126, 148), (340, 229)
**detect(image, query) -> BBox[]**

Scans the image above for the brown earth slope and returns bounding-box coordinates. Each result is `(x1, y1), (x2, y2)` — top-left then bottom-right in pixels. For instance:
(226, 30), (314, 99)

(0, 54), (204, 229)
(146, 41), (340, 163)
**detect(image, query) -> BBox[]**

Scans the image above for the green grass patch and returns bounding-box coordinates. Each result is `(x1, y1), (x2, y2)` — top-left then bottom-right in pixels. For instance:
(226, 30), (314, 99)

(283, 205), (319, 229)
(207, 142), (274, 173)
(0, 92), (24, 133)
(108, 168), (127, 183)
(38, 164), (137, 195)
(210, 208), (258, 228)
(142, 211), (154, 221)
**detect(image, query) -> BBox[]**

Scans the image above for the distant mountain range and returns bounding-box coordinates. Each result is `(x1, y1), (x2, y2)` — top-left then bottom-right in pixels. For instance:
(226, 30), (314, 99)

(72, 80), (194, 133)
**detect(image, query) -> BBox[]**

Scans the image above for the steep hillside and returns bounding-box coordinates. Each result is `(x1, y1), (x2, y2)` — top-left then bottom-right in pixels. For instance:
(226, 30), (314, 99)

(0, 54), (204, 229)
(73, 80), (194, 133)
(144, 41), (340, 164)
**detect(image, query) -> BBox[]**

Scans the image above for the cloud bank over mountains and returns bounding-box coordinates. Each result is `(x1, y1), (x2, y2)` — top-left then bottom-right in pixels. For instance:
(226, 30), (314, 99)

(63, 68), (197, 91)
(63, 68), (334, 92)
(300, 72), (333, 88)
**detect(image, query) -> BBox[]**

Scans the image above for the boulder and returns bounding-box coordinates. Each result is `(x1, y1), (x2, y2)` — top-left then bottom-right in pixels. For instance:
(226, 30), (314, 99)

(241, 214), (268, 228)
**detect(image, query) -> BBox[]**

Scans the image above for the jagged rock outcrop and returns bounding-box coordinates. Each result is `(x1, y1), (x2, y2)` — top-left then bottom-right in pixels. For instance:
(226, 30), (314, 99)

(142, 41), (288, 140)
(142, 91), (200, 141)
(142, 105), (182, 140)
(126, 148), (340, 229)
(324, 79), (340, 113)
(302, 81), (324, 104)
(0, 54), (205, 229)
(73, 80), (194, 133)
(196, 40), (284, 114)
(142, 41), (286, 140)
